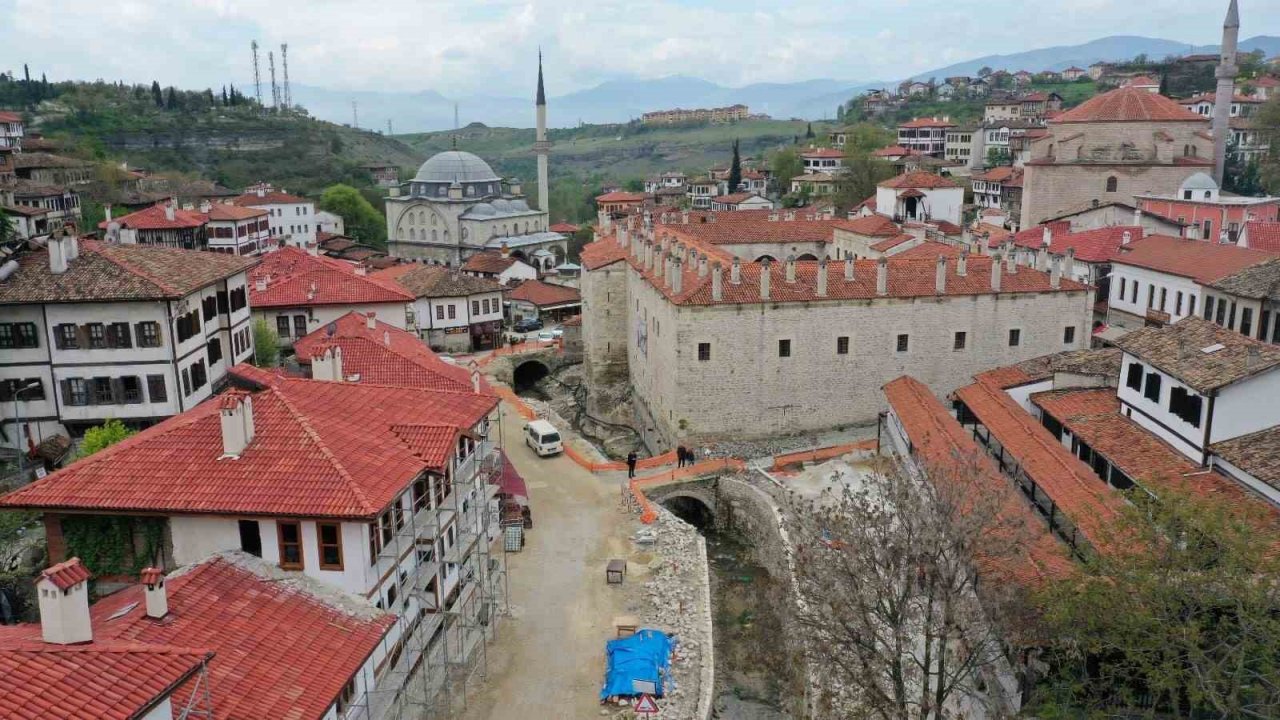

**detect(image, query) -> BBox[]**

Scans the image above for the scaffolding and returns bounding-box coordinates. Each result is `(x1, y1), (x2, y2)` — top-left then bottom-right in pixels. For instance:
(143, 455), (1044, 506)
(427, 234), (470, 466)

(348, 405), (512, 720)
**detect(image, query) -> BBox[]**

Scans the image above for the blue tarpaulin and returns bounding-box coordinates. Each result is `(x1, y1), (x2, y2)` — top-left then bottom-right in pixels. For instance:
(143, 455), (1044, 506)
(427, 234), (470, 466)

(599, 628), (676, 700)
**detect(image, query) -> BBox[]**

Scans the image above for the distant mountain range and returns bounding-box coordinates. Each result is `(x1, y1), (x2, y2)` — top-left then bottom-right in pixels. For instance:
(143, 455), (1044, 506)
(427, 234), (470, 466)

(292, 35), (1280, 133)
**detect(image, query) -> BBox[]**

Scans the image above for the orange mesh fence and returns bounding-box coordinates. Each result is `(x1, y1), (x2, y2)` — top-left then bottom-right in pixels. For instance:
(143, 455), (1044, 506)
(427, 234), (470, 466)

(770, 439), (876, 471)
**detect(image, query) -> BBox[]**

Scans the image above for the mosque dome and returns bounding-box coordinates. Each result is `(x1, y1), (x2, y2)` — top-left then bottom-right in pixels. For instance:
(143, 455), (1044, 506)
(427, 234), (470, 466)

(511, 199), (530, 212)
(413, 151), (501, 184)
(1180, 172), (1218, 192)
(492, 198), (513, 212)
(469, 203), (497, 216)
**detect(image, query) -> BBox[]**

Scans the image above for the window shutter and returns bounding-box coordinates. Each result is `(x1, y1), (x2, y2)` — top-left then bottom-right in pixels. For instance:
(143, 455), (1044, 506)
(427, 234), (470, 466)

(54, 326), (66, 350)
(60, 379), (72, 405)
(117, 323), (132, 349)
(75, 325), (89, 349)
(110, 378), (124, 404)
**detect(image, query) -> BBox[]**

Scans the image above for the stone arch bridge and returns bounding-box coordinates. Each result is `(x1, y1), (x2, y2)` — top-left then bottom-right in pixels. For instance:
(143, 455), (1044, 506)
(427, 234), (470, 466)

(487, 348), (577, 391)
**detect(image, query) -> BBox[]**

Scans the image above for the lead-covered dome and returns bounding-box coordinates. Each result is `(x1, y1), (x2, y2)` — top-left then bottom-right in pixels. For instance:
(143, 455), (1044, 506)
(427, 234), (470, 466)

(413, 151), (501, 184)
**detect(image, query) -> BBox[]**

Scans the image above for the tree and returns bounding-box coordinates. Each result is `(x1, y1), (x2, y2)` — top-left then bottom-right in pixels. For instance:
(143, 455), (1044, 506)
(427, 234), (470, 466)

(164, 86), (178, 110)
(978, 66), (993, 78)
(785, 455), (1037, 719)
(986, 147), (1012, 167)
(836, 104), (846, 124)
(318, 183), (386, 247)
(728, 139), (742, 192)
(150, 80), (163, 108)
(1255, 96), (1280, 193)
(805, 122), (816, 140)
(0, 207), (13, 245)
(76, 419), (135, 459)
(769, 147), (804, 200)
(1033, 490), (1280, 718)
(831, 152), (895, 214)
(252, 317), (280, 368)
(840, 123), (894, 154)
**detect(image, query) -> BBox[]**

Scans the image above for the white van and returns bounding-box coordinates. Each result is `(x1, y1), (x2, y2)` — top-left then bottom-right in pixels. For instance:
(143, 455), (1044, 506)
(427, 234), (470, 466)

(524, 419), (563, 457)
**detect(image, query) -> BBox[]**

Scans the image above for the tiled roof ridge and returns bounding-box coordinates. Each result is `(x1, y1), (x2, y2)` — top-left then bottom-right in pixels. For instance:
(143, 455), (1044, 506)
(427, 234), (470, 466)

(268, 385), (378, 515)
(5, 641), (212, 659)
(318, 337), (485, 395)
(83, 241), (179, 296)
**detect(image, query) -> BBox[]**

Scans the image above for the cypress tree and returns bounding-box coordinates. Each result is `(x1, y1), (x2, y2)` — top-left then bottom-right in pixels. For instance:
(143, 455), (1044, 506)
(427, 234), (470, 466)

(151, 81), (163, 107)
(728, 139), (742, 192)
(165, 86), (177, 110)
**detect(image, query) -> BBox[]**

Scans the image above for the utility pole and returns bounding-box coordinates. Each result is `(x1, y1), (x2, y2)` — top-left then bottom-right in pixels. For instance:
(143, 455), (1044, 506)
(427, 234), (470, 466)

(280, 42), (291, 110)
(454, 102), (459, 131)
(251, 41), (262, 107)
(387, 119), (393, 136)
(352, 100), (359, 129)
(268, 51), (279, 111)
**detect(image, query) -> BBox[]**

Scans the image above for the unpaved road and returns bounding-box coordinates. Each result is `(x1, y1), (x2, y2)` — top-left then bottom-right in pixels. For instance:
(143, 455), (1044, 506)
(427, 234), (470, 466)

(459, 403), (636, 719)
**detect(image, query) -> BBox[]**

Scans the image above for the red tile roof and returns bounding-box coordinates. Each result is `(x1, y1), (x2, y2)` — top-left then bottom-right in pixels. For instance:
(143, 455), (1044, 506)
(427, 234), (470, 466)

(580, 239), (630, 270)
(1011, 224), (1140, 263)
(1110, 234), (1278, 284)
(205, 203), (267, 221)
(461, 251), (519, 274)
(549, 222), (581, 233)
(870, 234), (917, 252)
(892, 241), (962, 259)
(230, 190), (310, 206)
(659, 210), (854, 246)
(0, 636), (210, 720)
(883, 376), (1074, 588)
(973, 166), (1021, 183)
(0, 110), (22, 123)
(878, 171), (960, 190)
(40, 557), (92, 590)
(0, 369), (497, 518)
(249, 246), (413, 308)
(99, 203), (207, 231)
(595, 191), (647, 204)
(833, 213), (901, 238)
(1053, 86), (1206, 123)
(714, 192), (765, 205)
(871, 145), (911, 157)
(1244, 221), (1280, 254)
(801, 147), (845, 158)
(293, 311), (476, 393)
(389, 423), (460, 469)
(91, 556), (392, 720)
(508, 279), (581, 308)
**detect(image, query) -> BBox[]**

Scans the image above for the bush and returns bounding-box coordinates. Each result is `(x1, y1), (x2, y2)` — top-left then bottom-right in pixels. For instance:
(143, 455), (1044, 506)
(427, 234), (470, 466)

(252, 317), (279, 368)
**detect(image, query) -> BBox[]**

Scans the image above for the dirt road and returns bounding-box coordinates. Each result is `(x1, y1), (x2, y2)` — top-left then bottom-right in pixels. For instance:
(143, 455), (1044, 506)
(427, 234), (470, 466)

(459, 403), (636, 719)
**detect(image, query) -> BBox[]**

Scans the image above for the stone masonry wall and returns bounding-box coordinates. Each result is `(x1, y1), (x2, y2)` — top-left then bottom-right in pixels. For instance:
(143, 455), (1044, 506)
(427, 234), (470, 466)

(1022, 163), (1205, 227)
(581, 263), (630, 386)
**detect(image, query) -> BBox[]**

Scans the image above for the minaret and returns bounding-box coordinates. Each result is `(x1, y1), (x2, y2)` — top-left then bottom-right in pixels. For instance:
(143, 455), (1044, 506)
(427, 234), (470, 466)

(1213, 0), (1240, 185)
(534, 51), (551, 213)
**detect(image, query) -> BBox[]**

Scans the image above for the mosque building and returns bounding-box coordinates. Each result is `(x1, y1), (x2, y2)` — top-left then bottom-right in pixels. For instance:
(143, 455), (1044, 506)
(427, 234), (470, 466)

(385, 55), (567, 269)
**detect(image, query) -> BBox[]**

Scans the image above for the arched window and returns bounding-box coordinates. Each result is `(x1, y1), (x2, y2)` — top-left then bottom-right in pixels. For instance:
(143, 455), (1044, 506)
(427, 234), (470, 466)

(431, 214), (437, 226)
(502, 224), (508, 235)
(1105, 176), (1118, 193)
(409, 228), (417, 240)
(432, 230), (438, 242)
(437, 186), (447, 197)
(466, 185), (475, 197)
(461, 227), (469, 240)
(418, 211), (426, 224)
(1047, 143), (1055, 159)
(443, 230), (450, 243)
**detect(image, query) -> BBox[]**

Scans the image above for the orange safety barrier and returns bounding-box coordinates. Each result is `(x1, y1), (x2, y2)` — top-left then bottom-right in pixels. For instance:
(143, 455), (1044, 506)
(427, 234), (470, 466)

(769, 439), (876, 471)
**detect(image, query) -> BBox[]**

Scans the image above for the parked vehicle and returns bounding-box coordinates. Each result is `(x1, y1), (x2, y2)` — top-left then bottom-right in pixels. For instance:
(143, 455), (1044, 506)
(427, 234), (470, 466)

(524, 419), (563, 457)
(537, 330), (555, 342)
(514, 317), (543, 332)
(550, 327), (564, 338)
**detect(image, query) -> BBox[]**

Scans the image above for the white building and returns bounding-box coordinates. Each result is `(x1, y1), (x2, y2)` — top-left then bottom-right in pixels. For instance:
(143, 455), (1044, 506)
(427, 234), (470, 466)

(0, 110), (23, 149)
(315, 209), (345, 236)
(0, 234), (256, 453)
(205, 202), (271, 256)
(801, 148), (846, 174)
(231, 185), (317, 247)
(461, 250), (540, 285)
(373, 263), (507, 352)
(875, 172), (963, 225)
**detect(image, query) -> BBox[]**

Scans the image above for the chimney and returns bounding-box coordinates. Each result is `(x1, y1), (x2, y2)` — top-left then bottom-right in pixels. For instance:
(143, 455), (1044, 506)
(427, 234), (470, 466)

(731, 257), (742, 284)
(1063, 247), (1075, 279)
(681, 210), (690, 224)
(383, 331), (390, 347)
(256, 186), (267, 198)
(876, 257), (888, 296)
(104, 204), (112, 223)
(37, 558), (93, 645)
(1050, 255), (1062, 289)
(312, 344), (343, 382)
(935, 255), (947, 294)
(1133, 206), (1143, 227)
(844, 255), (855, 281)
(164, 201), (176, 222)
(957, 249), (968, 276)
(672, 258), (683, 294)
(712, 261), (724, 301)
(471, 368), (481, 393)
(48, 232), (69, 275)
(1122, 230), (1132, 246)
(1006, 251), (1018, 275)
(306, 241), (319, 257)
(618, 229), (629, 248)
(655, 245), (666, 279)
(785, 255), (797, 284)
(501, 241), (511, 257)
(219, 391), (255, 458)
(759, 257), (772, 300)
(140, 567), (168, 619)
(1037, 243), (1050, 271)
(199, 200), (212, 214)
(1043, 224), (1053, 248)
(768, 211), (779, 222)
(254, 276), (268, 292)
(698, 254), (709, 278)
(354, 264), (368, 277)
(365, 312), (377, 330)
(816, 256), (829, 297)
(991, 253), (1003, 292)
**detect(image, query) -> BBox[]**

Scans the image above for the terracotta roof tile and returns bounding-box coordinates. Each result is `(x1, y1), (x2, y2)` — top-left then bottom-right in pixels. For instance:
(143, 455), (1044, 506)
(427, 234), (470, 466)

(714, 192), (765, 205)
(892, 241), (962, 259)
(0, 370), (497, 518)
(658, 209), (849, 246)
(549, 222), (581, 233)
(835, 213), (902, 238)
(461, 252), (518, 274)
(871, 145), (912, 157)
(205, 203), (267, 221)
(230, 190), (310, 206)
(878, 171), (959, 190)
(0, 110), (21, 123)
(801, 148), (845, 158)
(250, 246), (413, 307)
(1244, 221), (1280, 254)
(375, 263), (503, 298)
(1212, 425), (1280, 492)
(508, 279), (581, 307)
(1113, 316), (1280, 393)
(1110, 234), (1277, 283)
(1011, 224), (1140, 263)
(99, 203), (207, 230)
(40, 557), (91, 590)
(580, 239), (630, 270)
(595, 191), (647, 204)
(870, 234), (916, 252)
(898, 118), (956, 128)
(293, 311), (476, 393)
(1053, 86), (1207, 123)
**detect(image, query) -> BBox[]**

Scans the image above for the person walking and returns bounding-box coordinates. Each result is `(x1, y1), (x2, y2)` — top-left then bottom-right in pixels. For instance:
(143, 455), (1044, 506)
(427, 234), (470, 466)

(676, 445), (686, 468)
(626, 451), (638, 479)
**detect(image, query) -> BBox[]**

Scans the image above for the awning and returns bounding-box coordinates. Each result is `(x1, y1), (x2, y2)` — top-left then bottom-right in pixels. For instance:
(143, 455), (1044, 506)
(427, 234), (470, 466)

(497, 450), (528, 505)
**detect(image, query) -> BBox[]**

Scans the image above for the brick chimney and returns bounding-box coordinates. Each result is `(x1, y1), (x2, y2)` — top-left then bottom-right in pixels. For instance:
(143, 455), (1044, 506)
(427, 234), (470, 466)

(712, 261), (724, 301)
(140, 567), (168, 619)
(785, 255), (797, 284)
(37, 558), (92, 645)
(935, 255), (947, 294)
(957, 249), (968, 276)
(759, 257), (771, 300)
(876, 257), (888, 296)
(816, 256), (829, 297)
(219, 391), (255, 458)
(844, 255), (855, 281)
(991, 253), (1003, 292)
(731, 257), (742, 285)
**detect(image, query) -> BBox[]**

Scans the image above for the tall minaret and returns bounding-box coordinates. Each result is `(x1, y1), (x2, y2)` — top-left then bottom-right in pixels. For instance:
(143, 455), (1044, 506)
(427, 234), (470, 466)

(534, 51), (551, 213)
(1213, 0), (1240, 185)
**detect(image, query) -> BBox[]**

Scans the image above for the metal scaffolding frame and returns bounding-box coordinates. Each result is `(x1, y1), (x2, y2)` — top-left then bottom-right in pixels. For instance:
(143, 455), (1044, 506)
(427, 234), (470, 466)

(346, 405), (512, 720)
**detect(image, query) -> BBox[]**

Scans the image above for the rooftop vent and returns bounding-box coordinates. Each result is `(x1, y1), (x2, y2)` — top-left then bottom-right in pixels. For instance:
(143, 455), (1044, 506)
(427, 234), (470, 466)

(1201, 343), (1226, 354)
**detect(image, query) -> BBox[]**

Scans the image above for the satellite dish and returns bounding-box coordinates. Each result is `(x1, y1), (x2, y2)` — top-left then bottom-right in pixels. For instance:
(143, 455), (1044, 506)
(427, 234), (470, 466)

(325, 322), (337, 337)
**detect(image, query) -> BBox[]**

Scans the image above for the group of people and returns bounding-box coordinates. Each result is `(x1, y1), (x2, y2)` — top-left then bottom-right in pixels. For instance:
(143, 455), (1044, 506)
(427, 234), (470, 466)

(624, 445), (701, 478)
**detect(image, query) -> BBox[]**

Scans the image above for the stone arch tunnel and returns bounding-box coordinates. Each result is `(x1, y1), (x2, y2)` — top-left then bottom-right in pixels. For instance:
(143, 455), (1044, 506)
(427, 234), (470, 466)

(512, 359), (551, 393)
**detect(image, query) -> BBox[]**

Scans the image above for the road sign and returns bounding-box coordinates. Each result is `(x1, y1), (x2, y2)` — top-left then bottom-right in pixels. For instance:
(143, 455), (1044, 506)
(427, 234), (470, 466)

(633, 694), (659, 714)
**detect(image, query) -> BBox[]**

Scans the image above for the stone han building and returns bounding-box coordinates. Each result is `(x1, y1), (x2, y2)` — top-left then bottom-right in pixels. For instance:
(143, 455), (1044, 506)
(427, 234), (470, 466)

(1020, 86), (1215, 228)
(581, 218), (1092, 451)
(384, 56), (566, 269)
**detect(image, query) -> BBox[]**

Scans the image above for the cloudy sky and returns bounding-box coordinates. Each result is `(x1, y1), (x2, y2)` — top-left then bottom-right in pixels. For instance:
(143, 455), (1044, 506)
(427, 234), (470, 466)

(1, 0), (1274, 97)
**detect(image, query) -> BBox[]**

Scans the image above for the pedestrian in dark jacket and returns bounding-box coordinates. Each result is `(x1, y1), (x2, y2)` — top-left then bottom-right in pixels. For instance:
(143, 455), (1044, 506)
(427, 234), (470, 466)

(626, 451), (638, 479)
(676, 445), (687, 468)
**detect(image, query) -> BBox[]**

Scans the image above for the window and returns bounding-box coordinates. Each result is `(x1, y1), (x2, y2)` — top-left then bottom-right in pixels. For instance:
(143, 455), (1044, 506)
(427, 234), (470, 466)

(0, 379), (44, 402)
(447, 304), (456, 320)
(53, 323), (76, 349)
(1189, 295), (1197, 317)
(1227, 302), (1237, 330)
(778, 339), (791, 357)
(121, 376), (143, 404)
(63, 378), (88, 406)
(238, 520), (262, 557)
(1169, 386), (1203, 427)
(181, 368), (191, 396)
(482, 298), (490, 314)
(136, 322), (162, 348)
(1063, 326), (1076, 344)
(189, 361), (207, 391)
(1117, 277), (1126, 303)
(87, 323), (107, 349)
(277, 521), (304, 569)
(1216, 299), (1228, 326)
(896, 334), (909, 352)
(1143, 371), (1162, 402)
(1262, 310), (1272, 343)
(1126, 362), (1144, 391)
(1147, 285), (1156, 310)
(229, 286), (247, 312)
(1205, 295), (1216, 320)
(1241, 307), (1254, 337)
(176, 310), (200, 343)
(276, 316), (290, 337)
(201, 295), (217, 324)
(413, 477), (430, 512)
(953, 331), (967, 350)
(337, 678), (358, 717)
(0, 322), (39, 349)
(92, 377), (114, 405)
(472, 300), (480, 316)
(698, 342), (711, 361)
(318, 523), (343, 570)
(293, 315), (307, 338)
(147, 375), (167, 403)
(1105, 176), (1118, 192)
(1159, 287), (1167, 312)
(436, 305), (445, 320)
(207, 338), (223, 366)
(1008, 328), (1021, 347)
(217, 290), (229, 314)
(837, 336), (850, 355)
(1175, 292), (1183, 316)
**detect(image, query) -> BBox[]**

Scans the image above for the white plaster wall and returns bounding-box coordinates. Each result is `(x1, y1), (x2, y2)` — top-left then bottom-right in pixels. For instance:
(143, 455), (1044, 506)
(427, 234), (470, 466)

(141, 698), (173, 720)
(1116, 354), (1205, 462)
(253, 302), (409, 348)
(1108, 263), (1201, 327)
(1004, 379), (1054, 414)
(1212, 370), (1280, 444)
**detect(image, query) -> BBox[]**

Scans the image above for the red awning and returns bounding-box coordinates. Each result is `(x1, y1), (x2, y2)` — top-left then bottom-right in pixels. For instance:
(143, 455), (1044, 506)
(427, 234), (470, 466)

(498, 451), (529, 505)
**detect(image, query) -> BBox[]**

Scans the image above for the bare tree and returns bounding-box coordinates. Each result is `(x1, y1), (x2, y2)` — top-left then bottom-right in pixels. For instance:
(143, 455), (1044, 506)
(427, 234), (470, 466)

(784, 454), (1041, 720)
